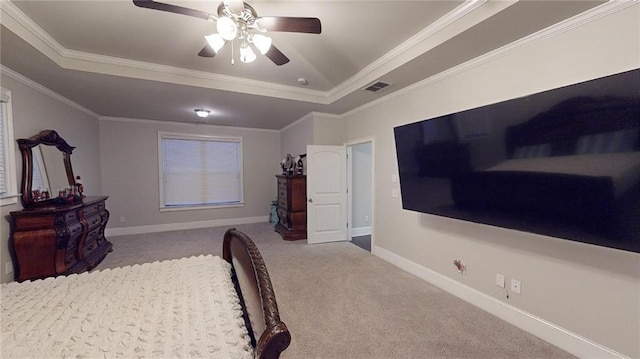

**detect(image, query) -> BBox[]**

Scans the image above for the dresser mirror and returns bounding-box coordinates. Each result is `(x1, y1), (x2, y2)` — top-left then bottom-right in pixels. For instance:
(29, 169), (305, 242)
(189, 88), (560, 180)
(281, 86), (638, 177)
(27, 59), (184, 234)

(18, 130), (77, 208)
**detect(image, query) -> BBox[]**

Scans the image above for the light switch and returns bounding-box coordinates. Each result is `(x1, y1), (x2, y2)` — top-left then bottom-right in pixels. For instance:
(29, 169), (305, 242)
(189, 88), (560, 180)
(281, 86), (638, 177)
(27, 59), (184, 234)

(391, 174), (398, 183)
(391, 189), (399, 198)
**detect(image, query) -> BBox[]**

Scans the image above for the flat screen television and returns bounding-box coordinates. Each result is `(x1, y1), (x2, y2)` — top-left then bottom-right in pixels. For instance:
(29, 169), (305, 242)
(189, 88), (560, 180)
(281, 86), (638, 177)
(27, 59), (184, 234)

(394, 69), (639, 253)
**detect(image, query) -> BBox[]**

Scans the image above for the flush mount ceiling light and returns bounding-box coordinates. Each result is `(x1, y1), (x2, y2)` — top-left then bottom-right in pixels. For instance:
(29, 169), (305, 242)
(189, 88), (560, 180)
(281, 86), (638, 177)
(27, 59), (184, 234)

(133, 0), (321, 66)
(194, 109), (211, 118)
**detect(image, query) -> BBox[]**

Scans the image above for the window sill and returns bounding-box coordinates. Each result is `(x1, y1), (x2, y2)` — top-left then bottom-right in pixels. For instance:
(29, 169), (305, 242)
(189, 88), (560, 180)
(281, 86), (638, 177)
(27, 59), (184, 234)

(0, 194), (20, 207)
(159, 202), (244, 212)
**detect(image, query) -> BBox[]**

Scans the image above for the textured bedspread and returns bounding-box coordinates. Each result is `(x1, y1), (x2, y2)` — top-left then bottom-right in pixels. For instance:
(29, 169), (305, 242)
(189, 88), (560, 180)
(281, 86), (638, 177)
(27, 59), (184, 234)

(1, 255), (253, 359)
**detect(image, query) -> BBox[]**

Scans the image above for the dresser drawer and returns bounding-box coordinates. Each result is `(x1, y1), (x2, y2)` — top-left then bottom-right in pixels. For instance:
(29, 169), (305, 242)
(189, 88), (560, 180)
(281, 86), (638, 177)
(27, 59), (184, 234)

(278, 179), (288, 202)
(83, 202), (104, 217)
(68, 221), (84, 238)
(278, 192), (288, 209)
(277, 177), (287, 189)
(85, 213), (103, 230)
(55, 222), (83, 249)
(83, 227), (101, 256)
(67, 234), (80, 251)
(57, 211), (78, 225)
(65, 244), (78, 265)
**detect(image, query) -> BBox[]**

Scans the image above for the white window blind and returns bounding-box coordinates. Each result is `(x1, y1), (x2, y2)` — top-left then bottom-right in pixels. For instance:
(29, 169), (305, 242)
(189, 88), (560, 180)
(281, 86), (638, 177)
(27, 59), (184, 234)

(0, 100), (7, 196)
(159, 133), (243, 208)
(0, 88), (18, 206)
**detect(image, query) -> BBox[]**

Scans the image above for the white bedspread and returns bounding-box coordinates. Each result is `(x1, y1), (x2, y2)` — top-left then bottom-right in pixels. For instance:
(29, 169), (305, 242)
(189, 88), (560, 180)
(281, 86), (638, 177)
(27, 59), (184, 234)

(1, 255), (253, 359)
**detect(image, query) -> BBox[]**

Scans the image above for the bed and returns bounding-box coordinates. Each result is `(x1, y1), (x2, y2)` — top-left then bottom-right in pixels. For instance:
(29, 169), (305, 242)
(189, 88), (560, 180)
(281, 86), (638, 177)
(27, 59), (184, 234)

(450, 96), (640, 231)
(1, 228), (291, 359)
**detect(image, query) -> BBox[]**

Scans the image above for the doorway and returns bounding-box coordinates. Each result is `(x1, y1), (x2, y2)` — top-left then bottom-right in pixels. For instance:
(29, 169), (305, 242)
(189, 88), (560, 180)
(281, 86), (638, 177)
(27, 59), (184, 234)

(347, 138), (374, 252)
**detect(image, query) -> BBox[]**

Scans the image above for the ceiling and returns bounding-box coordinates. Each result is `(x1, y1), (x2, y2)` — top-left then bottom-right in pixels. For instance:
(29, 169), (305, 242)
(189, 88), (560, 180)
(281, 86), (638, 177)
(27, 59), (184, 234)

(0, 0), (605, 130)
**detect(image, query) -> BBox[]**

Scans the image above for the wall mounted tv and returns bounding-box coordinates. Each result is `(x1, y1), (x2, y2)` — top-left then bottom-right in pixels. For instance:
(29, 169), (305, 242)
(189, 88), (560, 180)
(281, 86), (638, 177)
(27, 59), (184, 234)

(394, 69), (639, 253)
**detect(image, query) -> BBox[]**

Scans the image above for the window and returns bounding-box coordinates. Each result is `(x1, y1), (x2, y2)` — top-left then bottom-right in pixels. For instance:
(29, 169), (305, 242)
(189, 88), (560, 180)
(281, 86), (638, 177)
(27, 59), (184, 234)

(0, 88), (18, 206)
(158, 132), (243, 210)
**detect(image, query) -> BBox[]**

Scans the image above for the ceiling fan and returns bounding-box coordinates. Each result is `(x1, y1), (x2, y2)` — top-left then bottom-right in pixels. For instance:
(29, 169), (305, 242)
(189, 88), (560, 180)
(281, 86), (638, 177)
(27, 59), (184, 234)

(132, 0), (322, 66)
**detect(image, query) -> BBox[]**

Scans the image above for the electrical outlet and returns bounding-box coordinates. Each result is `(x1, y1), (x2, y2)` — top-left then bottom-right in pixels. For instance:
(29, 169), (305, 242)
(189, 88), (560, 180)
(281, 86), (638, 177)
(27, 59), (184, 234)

(496, 273), (505, 288)
(510, 279), (522, 294)
(364, 215), (369, 224)
(5, 261), (13, 275)
(119, 216), (126, 223)
(391, 189), (399, 198)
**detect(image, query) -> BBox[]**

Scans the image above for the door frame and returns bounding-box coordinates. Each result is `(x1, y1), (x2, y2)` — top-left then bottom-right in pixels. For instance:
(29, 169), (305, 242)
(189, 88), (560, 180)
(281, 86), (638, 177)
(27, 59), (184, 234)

(346, 137), (375, 253)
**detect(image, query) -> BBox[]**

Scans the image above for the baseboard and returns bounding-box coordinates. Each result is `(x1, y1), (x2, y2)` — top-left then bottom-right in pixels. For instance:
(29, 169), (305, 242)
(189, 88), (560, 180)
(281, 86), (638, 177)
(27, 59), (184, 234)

(373, 245), (629, 359)
(350, 226), (372, 237)
(105, 216), (269, 237)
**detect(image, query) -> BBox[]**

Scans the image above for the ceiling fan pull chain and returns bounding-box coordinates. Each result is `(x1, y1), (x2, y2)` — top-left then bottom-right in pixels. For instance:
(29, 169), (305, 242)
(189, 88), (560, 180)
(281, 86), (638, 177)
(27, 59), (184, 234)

(231, 39), (235, 65)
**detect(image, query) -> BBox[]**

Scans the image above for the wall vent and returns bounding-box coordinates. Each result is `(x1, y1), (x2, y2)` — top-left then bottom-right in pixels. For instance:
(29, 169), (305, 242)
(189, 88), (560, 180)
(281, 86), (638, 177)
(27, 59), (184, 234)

(364, 81), (391, 92)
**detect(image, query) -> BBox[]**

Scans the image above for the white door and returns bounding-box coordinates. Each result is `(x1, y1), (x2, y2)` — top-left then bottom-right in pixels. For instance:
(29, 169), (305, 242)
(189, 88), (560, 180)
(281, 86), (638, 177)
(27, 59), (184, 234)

(306, 145), (347, 244)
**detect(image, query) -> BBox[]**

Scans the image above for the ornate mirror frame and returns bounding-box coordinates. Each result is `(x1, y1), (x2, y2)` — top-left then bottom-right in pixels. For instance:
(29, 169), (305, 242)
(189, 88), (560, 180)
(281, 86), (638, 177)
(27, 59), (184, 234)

(18, 130), (76, 208)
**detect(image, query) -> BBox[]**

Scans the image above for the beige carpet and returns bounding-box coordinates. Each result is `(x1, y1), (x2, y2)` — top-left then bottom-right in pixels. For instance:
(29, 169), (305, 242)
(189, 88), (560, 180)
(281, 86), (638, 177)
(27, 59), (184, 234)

(96, 223), (575, 359)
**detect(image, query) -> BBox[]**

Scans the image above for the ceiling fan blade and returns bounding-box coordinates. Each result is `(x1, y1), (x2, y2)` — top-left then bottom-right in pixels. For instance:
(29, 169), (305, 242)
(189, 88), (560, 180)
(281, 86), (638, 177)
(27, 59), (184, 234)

(224, 0), (245, 14)
(133, 0), (211, 20)
(198, 45), (216, 58)
(264, 45), (290, 66)
(257, 17), (321, 34)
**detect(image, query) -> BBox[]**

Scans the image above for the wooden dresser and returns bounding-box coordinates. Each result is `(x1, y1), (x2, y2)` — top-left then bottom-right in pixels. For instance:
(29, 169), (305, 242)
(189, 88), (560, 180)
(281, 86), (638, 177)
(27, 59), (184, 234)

(275, 175), (307, 240)
(9, 196), (113, 282)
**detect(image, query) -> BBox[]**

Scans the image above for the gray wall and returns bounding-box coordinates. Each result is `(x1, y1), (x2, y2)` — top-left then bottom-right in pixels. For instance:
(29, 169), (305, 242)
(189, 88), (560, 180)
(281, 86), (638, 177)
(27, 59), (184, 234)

(313, 114), (345, 146)
(343, 6), (639, 357)
(99, 119), (280, 230)
(280, 113), (345, 174)
(0, 72), (101, 284)
(280, 114), (313, 159)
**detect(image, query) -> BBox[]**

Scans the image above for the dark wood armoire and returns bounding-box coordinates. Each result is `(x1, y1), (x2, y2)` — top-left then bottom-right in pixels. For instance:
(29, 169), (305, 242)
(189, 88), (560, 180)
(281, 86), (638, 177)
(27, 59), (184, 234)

(274, 175), (307, 240)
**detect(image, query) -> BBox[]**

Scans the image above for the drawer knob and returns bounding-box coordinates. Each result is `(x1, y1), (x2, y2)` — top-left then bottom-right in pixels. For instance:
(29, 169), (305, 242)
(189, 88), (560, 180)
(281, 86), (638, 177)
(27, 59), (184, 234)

(308, 198), (313, 203)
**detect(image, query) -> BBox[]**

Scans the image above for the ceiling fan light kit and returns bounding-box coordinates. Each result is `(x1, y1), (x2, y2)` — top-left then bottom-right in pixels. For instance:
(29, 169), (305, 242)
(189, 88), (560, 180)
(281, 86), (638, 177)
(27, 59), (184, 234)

(205, 34), (226, 53)
(133, 0), (321, 66)
(239, 44), (257, 63)
(216, 15), (238, 40)
(252, 34), (272, 55)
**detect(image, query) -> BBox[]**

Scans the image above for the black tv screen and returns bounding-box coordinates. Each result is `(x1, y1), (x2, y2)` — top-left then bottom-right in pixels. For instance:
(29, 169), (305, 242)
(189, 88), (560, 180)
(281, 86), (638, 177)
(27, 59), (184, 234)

(394, 69), (640, 253)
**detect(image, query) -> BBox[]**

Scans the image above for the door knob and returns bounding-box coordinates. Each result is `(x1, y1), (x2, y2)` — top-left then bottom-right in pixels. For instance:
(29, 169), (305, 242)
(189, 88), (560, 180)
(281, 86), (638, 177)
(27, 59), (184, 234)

(308, 198), (313, 203)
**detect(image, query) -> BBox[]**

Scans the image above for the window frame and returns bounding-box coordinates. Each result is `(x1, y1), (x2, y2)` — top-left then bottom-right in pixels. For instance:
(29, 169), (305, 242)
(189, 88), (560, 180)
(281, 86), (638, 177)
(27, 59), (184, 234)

(0, 88), (19, 207)
(157, 131), (244, 212)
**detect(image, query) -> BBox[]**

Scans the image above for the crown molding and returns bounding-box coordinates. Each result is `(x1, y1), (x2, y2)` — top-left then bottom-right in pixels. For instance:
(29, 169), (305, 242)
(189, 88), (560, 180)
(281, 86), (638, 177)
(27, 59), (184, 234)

(99, 116), (280, 133)
(0, 65), (99, 118)
(0, 0), (65, 61)
(280, 112), (314, 133)
(279, 111), (343, 133)
(327, 0), (493, 102)
(0, 0), (329, 104)
(1, 0), (510, 108)
(3, 0), (634, 125)
(340, 0), (638, 120)
(62, 48), (330, 104)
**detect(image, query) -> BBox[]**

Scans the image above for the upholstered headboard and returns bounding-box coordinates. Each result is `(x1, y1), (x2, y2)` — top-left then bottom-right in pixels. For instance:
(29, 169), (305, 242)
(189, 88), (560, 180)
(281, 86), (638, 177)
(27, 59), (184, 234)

(222, 229), (291, 359)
